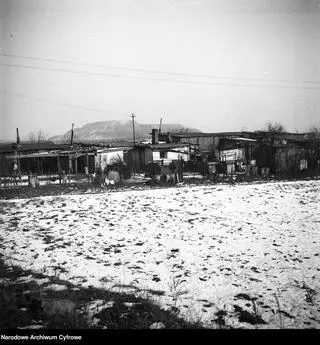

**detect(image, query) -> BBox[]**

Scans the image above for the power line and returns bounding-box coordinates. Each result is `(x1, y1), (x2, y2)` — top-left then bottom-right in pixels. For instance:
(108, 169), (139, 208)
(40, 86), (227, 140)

(3, 51), (320, 85)
(0, 89), (130, 117)
(1, 52), (320, 87)
(2, 62), (320, 90)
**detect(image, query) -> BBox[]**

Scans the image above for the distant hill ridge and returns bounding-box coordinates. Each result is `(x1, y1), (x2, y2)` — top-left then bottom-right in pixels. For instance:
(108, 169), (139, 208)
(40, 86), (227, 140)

(50, 120), (200, 143)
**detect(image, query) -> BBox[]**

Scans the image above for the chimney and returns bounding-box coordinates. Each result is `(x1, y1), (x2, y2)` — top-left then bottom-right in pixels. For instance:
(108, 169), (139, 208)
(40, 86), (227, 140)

(152, 129), (159, 145)
(16, 128), (20, 145)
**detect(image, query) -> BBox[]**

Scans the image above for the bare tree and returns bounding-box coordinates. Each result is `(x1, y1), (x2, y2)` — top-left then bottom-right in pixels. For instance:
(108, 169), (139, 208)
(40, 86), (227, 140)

(264, 121), (286, 133)
(108, 154), (125, 177)
(109, 154), (124, 168)
(61, 130), (78, 144)
(308, 125), (320, 139)
(28, 129), (48, 143)
(309, 125), (320, 133)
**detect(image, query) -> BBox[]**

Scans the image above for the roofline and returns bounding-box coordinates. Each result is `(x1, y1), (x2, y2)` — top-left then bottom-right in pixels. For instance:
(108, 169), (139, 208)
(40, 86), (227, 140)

(171, 131), (319, 138)
(171, 131), (251, 137)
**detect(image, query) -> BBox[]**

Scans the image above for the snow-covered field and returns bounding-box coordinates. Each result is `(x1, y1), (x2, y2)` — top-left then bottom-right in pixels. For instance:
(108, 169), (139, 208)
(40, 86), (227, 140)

(1, 180), (320, 328)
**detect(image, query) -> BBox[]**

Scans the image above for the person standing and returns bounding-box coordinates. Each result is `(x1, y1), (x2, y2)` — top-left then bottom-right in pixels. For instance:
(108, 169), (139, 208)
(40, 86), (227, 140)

(12, 161), (19, 185)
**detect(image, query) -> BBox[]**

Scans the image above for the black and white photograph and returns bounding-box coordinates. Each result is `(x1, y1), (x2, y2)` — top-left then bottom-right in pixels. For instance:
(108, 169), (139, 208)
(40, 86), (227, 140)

(0, 0), (320, 334)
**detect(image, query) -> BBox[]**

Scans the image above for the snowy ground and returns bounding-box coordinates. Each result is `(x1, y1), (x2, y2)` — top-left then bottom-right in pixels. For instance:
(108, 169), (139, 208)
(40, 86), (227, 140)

(1, 180), (320, 329)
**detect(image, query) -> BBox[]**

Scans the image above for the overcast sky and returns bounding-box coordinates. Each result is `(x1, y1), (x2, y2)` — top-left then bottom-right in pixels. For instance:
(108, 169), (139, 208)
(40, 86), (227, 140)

(1, 0), (320, 141)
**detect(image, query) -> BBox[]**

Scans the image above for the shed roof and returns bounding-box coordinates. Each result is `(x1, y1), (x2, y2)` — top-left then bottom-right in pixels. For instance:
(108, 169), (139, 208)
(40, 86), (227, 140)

(0, 142), (70, 153)
(149, 143), (191, 150)
(227, 137), (257, 142)
(171, 131), (250, 138)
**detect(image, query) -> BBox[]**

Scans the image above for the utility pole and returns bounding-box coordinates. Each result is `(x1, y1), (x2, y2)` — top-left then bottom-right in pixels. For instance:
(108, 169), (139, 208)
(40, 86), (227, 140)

(16, 128), (20, 145)
(159, 118), (162, 133)
(70, 123), (74, 146)
(69, 123), (74, 183)
(131, 113), (136, 144)
(15, 128), (20, 184)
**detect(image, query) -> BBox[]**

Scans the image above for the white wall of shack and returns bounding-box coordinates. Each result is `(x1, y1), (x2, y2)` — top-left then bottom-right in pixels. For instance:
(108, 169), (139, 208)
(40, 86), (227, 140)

(152, 147), (189, 162)
(220, 148), (245, 162)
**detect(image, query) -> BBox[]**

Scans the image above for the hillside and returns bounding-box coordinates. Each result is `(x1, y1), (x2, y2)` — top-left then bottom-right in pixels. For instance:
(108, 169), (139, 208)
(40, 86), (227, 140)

(49, 120), (200, 143)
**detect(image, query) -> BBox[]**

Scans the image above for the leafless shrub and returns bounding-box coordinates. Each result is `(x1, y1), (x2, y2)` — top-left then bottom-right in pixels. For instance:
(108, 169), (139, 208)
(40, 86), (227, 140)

(168, 273), (187, 312)
(274, 294), (284, 329)
(301, 283), (317, 306)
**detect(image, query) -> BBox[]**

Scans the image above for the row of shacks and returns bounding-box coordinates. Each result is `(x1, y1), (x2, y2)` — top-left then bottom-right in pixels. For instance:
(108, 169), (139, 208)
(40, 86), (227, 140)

(1, 128), (320, 181)
(167, 130), (320, 177)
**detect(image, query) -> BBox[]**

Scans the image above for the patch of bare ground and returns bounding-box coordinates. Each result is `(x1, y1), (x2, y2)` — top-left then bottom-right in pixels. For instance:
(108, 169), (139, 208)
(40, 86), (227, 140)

(1, 175), (319, 201)
(0, 257), (203, 329)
